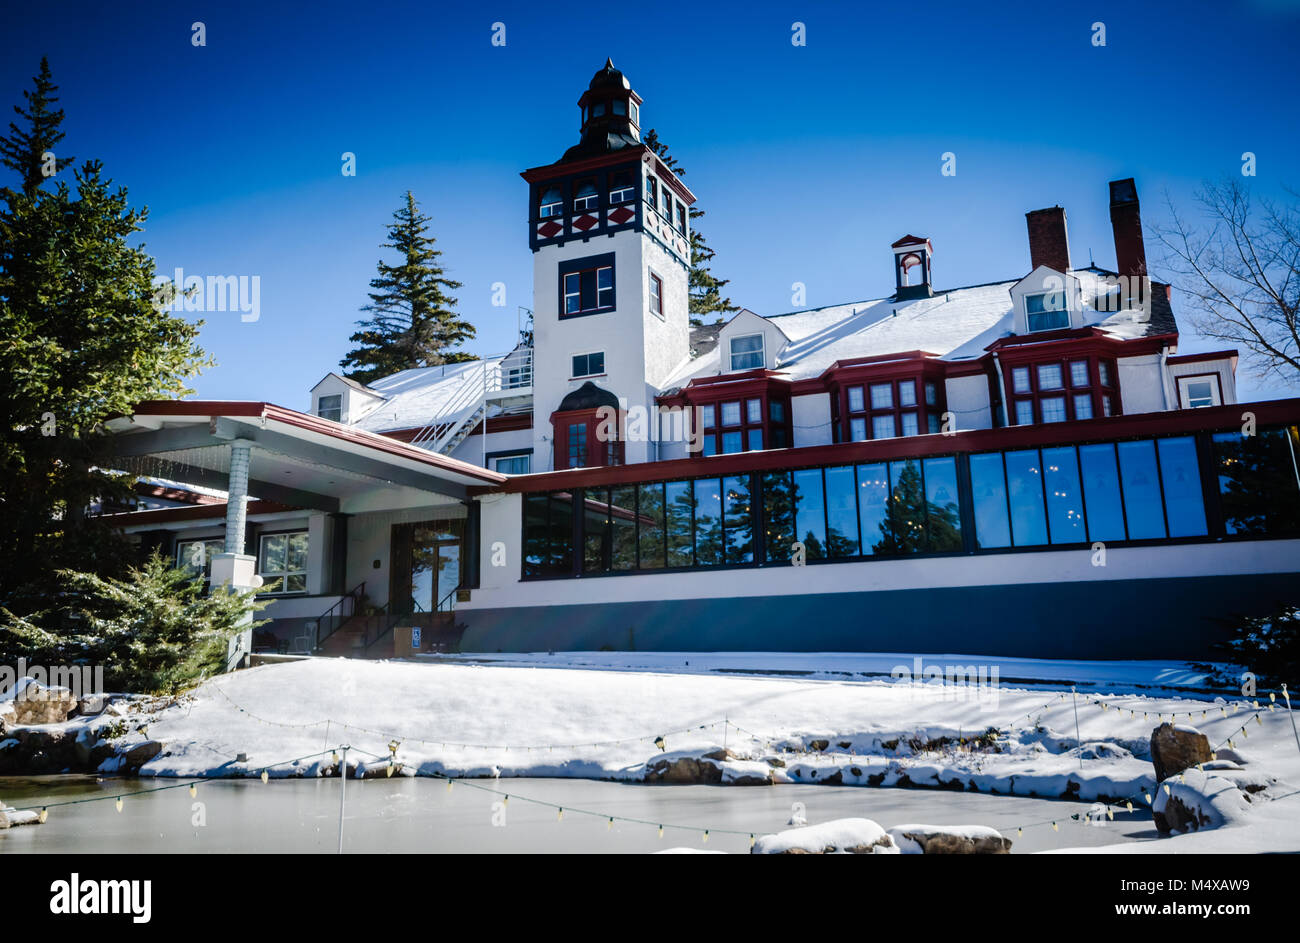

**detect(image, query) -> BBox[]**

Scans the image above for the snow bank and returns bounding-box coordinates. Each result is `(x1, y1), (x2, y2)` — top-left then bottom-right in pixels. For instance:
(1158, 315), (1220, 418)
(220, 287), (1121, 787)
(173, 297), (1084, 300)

(887, 823), (1010, 854)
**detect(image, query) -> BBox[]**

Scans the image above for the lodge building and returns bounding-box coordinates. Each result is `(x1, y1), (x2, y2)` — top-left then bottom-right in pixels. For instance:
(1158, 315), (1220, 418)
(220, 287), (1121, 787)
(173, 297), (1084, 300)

(103, 61), (1300, 660)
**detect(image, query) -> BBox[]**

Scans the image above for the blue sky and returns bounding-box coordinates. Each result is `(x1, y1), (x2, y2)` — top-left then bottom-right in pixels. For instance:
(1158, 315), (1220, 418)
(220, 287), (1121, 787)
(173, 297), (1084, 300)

(4, 0), (1299, 407)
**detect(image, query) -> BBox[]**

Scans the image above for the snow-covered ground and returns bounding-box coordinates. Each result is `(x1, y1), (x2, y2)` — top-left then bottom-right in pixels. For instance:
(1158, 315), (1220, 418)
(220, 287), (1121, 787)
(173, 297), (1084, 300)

(8, 653), (1298, 852)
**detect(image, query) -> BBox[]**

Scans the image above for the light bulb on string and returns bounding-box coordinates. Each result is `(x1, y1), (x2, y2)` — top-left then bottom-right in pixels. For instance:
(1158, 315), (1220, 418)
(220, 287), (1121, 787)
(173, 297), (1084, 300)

(39, 807), (48, 824)
(657, 825), (664, 839)
(607, 817), (614, 830)
(557, 808), (564, 822)
(115, 797), (123, 813)
(261, 770), (269, 784)
(189, 784), (197, 798)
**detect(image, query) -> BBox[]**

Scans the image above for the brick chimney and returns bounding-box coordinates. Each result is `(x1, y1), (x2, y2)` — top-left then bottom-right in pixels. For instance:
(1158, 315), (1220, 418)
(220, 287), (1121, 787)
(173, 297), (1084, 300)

(1025, 206), (1071, 273)
(1109, 178), (1147, 277)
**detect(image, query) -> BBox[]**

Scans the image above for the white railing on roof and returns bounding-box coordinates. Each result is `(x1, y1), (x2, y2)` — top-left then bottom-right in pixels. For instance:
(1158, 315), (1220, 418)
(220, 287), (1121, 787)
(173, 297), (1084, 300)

(407, 347), (532, 455)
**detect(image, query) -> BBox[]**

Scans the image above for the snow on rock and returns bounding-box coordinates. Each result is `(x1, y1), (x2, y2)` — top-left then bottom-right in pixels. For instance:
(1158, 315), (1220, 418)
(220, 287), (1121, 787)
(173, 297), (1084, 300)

(1152, 769), (1252, 834)
(887, 823), (1012, 854)
(0, 677), (77, 726)
(753, 818), (898, 855)
(0, 802), (41, 828)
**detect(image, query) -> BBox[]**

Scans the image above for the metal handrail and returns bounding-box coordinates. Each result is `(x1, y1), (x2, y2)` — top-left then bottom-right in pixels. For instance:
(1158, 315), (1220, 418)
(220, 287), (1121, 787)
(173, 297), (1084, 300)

(436, 584), (459, 612)
(313, 581), (366, 650)
(407, 347), (533, 454)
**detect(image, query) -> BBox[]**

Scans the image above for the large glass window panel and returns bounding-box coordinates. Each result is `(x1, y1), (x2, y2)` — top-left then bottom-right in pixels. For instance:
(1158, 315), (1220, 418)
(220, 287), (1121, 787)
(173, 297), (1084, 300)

(1005, 449), (1048, 546)
(548, 493), (576, 574)
(923, 457), (962, 551)
(824, 465), (859, 558)
(762, 471), (796, 562)
(969, 453), (1011, 549)
(1078, 443), (1126, 542)
(583, 487), (612, 573)
(1043, 446), (1085, 544)
(610, 486), (638, 570)
(665, 480), (694, 568)
(637, 483), (666, 568)
(1157, 437), (1208, 537)
(1213, 429), (1300, 536)
(1117, 440), (1166, 539)
(793, 468), (827, 561)
(693, 478), (724, 566)
(722, 475), (753, 564)
(856, 463), (891, 555)
(887, 460), (926, 554)
(523, 494), (549, 578)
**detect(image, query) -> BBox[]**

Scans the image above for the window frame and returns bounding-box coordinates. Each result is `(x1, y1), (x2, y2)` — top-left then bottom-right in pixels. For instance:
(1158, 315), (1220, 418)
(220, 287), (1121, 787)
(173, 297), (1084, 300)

(729, 333), (765, 371)
(649, 270), (663, 317)
(558, 253), (617, 319)
(571, 351), (606, 379)
(257, 530), (310, 595)
(317, 394), (342, 423)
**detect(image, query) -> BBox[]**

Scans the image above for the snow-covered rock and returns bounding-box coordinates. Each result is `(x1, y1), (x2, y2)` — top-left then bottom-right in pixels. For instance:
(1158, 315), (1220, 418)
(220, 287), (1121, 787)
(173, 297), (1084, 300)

(887, 823), (1012, 854)
(1152, 769), (1251, 834)
(752, 818), (898, 854)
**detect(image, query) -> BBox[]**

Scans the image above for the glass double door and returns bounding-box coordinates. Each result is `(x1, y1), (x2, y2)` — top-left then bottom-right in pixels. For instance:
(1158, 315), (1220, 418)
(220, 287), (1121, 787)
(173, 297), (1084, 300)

(393, 520), (462, 615)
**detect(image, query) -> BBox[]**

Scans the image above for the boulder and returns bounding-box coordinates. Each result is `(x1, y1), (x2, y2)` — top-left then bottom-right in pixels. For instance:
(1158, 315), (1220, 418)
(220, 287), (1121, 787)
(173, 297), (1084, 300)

(643, 748), (731, 785)
(1151, 770), (1251, 834)
(1149, 723), (1212, 782)
(6, 678), (77, 726)
(120, 740), (164, 773)
(753, 818), (898, 854)
(888, 824), (1012, 854)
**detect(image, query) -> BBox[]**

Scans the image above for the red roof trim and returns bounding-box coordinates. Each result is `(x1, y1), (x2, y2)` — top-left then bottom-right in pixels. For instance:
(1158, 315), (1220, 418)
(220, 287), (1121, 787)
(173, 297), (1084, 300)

(478, 398), (1300, 494)
(125, 401), (507, 485)
(1167, 349), (1238, 366)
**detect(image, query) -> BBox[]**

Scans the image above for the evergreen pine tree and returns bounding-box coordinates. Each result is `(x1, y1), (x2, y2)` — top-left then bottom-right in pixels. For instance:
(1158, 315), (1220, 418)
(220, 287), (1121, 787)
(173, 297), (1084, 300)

(643, 129), (738, 327)
(0, 62), (208, 609)
(341, 191), (476, 383)
(0, 57), (75, 198)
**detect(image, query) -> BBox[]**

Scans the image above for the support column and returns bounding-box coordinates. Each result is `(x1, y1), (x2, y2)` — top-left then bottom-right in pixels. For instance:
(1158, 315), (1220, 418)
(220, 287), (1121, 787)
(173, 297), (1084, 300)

(211, 440), (260, 671)
(224, 441), (252, 554)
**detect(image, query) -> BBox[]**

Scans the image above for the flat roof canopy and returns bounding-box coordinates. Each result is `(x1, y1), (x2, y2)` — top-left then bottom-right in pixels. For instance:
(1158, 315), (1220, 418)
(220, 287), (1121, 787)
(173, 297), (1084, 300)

(105, 401), (506, 514)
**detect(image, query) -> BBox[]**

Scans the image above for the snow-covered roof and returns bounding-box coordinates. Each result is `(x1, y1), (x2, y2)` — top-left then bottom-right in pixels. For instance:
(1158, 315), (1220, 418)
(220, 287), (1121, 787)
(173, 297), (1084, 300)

(352, 359), (502, 433)
(663, 268), (1178, 389)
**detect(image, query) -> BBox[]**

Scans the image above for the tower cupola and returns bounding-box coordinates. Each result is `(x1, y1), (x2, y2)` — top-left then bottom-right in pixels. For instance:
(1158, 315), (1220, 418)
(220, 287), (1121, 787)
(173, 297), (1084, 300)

(892, 234), (934, 300)
(561, 59), (643, 163)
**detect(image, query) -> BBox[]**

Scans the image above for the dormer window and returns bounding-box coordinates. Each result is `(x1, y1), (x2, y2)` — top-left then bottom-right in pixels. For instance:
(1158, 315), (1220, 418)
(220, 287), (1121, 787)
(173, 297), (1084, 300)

(573, 180), (599, 212)
(318, 394), (342, 423)
(729, 334), (764, 371)
(1025, 290), (1069, 332)
(539, 187), (562, 219)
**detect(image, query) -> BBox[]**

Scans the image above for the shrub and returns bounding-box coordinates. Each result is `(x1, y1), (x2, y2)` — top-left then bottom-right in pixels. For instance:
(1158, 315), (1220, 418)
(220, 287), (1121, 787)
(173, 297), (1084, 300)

(0, 551), (271, 694)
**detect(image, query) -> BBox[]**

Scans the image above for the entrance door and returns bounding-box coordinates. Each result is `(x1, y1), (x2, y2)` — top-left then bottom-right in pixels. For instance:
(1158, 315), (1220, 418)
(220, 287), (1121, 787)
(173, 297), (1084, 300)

(394, 520), (463, 615)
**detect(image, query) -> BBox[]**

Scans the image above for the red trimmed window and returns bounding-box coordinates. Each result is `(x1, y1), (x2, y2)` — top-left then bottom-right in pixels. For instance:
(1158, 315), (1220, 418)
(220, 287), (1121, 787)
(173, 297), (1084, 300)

(552, 409), (624, 469)
(694, 393), (790, 456)
(835, 376), (944, 441)
(1007, 355), (1119, 425)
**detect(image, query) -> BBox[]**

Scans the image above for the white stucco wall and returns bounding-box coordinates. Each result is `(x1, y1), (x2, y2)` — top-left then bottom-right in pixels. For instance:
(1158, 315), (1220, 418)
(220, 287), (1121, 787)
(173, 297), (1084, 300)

(1118, 353), (1167, 415)
(945, 374), (993, 432)
(792, 392), (832, 447)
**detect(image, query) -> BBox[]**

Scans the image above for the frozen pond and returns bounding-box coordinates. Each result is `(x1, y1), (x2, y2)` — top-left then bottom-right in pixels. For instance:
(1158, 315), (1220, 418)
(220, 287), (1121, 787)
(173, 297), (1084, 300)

(0, 775), (1155, 854)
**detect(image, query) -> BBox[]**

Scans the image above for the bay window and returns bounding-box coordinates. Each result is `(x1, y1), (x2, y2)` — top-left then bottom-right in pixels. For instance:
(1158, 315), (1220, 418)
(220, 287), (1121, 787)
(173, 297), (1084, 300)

(1007, 353), (1118, 425)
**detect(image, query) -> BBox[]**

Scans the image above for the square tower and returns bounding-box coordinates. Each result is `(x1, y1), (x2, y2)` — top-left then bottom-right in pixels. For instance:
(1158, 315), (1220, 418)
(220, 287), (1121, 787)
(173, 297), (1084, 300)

(521, 60), (694, 471)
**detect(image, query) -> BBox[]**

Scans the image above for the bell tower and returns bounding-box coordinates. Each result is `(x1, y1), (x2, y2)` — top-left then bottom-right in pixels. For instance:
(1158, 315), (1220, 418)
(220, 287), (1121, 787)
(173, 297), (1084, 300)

(521, 60), (695, 471)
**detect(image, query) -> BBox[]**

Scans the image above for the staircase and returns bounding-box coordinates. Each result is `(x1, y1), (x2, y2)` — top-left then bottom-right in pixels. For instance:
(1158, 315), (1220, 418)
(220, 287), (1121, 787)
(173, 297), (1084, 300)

(406, 347), (532, 456)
